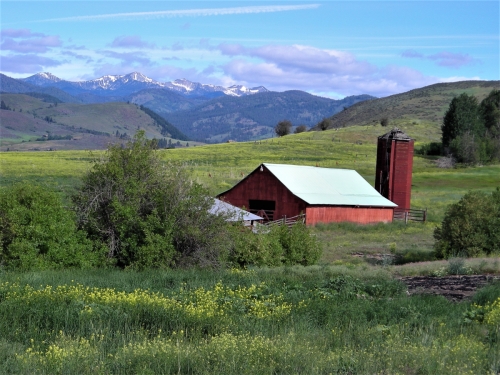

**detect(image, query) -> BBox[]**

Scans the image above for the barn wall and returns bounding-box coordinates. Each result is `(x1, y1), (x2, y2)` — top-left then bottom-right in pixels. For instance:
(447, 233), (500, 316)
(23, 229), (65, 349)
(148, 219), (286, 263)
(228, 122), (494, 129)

(305, 206), (394, 226)
(218, 166), (307, 220)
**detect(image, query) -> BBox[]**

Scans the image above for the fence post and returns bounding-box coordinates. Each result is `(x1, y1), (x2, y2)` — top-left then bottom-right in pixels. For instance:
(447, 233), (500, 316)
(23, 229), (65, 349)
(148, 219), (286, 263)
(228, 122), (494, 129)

(405, 211), (408, 224)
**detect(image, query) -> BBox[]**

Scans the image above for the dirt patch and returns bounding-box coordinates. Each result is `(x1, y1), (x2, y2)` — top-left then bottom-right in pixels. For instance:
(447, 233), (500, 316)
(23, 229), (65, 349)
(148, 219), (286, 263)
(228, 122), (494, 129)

(399, 275), (500, 302)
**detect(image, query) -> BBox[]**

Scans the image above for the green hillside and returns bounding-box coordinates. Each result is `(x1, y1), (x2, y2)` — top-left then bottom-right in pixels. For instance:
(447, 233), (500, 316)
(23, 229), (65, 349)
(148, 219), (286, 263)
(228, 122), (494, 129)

(321, 80), (499, 130)
(0, 94), (192, 151)
(163, 91), (374, 142)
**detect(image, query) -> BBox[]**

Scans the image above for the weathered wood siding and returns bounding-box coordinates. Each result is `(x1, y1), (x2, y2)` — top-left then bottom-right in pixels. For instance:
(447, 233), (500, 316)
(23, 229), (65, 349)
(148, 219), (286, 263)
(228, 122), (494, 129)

(390, 139), (414, 211)
(218, 165), (307, 220)
(375, 137), (414, 211)
(305, 206), (394, 226)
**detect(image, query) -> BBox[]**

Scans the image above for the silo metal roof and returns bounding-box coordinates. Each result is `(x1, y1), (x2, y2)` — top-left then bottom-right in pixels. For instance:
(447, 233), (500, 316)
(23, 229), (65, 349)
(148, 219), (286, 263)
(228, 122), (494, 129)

(378, 127), (413, 141)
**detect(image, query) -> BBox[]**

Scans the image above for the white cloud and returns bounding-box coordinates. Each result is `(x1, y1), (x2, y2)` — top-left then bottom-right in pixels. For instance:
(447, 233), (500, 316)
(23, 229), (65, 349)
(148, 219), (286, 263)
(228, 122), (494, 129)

(217, 44), (445, 97)
(35, 4), (320, 23)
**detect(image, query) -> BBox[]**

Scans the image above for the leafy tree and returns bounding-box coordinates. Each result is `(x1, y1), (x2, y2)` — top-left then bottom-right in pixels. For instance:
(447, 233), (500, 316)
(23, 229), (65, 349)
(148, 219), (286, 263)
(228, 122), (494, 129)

(434, 188), (500, 258)
(317, 118), (332, 131)
(0, 183), (97, 270)
(380, 117), (389, 127)
(441, 93), (483, 148)
(73, 131), (232, 269)
(275, 120), (292, 137)
(294, 125), (308, 134)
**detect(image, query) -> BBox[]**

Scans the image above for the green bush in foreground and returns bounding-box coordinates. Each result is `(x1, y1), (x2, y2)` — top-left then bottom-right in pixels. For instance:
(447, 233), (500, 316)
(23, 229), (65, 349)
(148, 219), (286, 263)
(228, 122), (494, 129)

(229, 222), (322, 267)
(434, 188), (500, 258)
(73, 131), (233, 269)
(0, 183), (99, 270)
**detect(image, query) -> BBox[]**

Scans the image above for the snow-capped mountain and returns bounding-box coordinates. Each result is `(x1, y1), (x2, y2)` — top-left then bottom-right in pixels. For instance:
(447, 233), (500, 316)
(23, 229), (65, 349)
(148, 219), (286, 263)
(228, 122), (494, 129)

(21, 72), (62, 86)
(21, 72), (268, 98)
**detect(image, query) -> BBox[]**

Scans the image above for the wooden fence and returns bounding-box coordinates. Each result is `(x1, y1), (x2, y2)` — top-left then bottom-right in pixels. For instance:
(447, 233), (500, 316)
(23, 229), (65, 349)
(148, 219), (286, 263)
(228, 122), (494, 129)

(249, 209), (275, 221)
(264, 214), (306, 228)
(393, 208), (427, 223)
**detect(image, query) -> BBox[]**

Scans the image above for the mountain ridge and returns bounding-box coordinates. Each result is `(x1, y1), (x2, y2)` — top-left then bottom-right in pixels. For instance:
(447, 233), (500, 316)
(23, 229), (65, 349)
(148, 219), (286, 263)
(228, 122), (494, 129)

(20, 72), (269, 99)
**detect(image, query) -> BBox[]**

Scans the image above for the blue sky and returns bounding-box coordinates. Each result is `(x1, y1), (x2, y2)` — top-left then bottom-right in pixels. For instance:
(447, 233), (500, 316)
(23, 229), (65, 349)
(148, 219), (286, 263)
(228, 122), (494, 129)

(1, 1), (498, 98)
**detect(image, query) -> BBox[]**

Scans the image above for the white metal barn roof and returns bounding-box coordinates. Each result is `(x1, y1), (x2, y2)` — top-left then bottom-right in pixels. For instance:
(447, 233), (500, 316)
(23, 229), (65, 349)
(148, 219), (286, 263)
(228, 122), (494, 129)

(262, 163), (397, 207)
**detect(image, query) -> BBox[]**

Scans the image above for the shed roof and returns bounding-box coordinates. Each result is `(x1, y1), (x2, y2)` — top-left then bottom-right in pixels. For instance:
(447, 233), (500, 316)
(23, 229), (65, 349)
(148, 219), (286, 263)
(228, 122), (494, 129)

(261, 163), (397, 207)
(209, 199), (263, 221)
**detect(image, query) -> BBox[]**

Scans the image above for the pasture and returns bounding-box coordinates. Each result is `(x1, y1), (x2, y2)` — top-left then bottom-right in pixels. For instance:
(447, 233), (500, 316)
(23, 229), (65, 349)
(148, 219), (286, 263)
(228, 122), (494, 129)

(2, 123), (499, 263)
(1, 267), (499, 374)
(1, 124), (500, 374)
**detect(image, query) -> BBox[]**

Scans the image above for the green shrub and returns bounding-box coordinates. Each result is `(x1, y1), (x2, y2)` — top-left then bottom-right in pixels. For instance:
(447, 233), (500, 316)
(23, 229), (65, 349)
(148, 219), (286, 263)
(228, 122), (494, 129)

(73, 131), (232, 269)
(229, 225), (283, 267)
(229, 222), (321, 267)
(415, 142), (442, 156)
(0, 183), (98, 270)
(434, 188), (500, 258)
(280, 222), (321, 266)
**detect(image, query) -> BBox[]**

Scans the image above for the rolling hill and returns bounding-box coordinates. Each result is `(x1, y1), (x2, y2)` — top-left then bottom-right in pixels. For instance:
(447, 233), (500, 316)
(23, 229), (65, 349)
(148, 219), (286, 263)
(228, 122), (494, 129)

(0, 73), (84, 103)
(163, 91), (374, 142)
(0, 94), (190, 151)
(320, 80), (500, 131)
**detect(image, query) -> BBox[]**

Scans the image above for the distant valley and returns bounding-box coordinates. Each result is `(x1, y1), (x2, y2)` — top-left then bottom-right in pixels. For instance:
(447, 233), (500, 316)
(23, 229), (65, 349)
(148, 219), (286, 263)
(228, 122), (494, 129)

(1, 72), (498, 151)
(0, 72), (374, 148)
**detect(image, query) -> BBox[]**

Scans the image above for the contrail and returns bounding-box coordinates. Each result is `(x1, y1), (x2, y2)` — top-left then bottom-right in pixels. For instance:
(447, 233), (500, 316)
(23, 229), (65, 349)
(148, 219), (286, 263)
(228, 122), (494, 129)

(35, 4), (320, 22)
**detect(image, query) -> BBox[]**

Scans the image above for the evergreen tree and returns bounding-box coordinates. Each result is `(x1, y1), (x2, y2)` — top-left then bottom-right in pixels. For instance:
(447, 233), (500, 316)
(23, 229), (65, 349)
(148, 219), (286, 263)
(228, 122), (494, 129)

(480, 89), (500, 139)
(441, 93), (483, 148)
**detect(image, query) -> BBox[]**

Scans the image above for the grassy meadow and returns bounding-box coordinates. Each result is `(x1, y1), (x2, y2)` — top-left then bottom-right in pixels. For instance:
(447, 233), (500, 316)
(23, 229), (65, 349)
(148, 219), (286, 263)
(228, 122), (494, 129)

(2, 122), (500, 373)
(2, 122), (499, 263)
(1, 268), (499, 374)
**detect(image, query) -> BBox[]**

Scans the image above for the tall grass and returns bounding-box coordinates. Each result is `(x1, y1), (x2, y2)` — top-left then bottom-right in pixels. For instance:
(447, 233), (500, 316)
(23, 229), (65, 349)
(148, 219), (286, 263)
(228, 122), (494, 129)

(0, 268), (498, 374)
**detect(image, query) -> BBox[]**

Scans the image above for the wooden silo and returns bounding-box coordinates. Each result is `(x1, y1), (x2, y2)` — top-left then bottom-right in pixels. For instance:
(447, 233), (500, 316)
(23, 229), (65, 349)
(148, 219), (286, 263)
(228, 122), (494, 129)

(375, 128), (414, 211)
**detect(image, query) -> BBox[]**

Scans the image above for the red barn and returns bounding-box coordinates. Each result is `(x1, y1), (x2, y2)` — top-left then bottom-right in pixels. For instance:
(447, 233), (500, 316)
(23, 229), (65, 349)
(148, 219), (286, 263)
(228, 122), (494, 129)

(217, 163), (397, 226)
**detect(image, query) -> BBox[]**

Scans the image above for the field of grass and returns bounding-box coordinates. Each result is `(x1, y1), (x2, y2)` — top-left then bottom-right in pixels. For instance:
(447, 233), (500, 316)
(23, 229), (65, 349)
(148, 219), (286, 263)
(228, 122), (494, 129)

(2, 120), (500, 373)
(2, 123), (499, 265)
(1, 268), (499, 374)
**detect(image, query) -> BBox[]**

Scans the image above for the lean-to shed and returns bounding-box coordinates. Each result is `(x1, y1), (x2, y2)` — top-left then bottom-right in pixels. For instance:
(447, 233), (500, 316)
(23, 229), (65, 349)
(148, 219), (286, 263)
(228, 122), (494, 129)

(209, 199), (263, 225)
(217, 163), (397, 226)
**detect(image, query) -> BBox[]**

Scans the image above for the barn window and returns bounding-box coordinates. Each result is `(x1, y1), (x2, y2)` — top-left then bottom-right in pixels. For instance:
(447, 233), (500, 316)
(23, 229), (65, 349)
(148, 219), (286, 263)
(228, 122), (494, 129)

(249, 200), (275, 221)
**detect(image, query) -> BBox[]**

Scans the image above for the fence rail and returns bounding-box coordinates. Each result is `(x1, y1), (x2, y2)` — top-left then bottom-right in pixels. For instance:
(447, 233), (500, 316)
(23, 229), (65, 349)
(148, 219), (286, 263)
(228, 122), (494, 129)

(393, 208), (427, 223)
(264, 214), (306, 228)
(249, 209), (275, 221)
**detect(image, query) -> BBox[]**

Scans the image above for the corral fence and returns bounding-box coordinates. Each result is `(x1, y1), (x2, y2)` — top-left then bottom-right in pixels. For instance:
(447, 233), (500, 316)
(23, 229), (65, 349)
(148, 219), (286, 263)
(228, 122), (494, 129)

(249, 209), (275, 221)
(393, 208), (427, 223)
(264, 214), (306, 228)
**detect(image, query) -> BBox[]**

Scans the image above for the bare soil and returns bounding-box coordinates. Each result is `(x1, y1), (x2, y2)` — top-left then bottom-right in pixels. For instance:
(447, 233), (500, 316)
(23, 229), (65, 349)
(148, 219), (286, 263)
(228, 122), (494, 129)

(399, 274), (500, 302)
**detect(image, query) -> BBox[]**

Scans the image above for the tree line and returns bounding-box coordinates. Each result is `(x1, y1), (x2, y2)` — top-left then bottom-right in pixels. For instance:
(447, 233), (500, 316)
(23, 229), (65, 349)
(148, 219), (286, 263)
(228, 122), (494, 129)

(440, 90), (500, 164)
